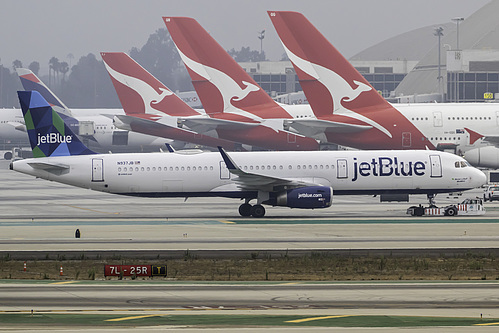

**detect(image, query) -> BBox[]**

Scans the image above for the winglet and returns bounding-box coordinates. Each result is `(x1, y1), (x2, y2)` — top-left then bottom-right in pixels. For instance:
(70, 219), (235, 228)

(218, 146), (238, 170)
(165, 143), (176, 153)
(464, 127), (485, 145)
(17, 91), (95, 158)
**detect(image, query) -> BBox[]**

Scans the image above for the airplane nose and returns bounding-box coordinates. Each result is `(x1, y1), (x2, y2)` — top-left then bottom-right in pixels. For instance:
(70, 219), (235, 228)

(473, 168), (487, 188)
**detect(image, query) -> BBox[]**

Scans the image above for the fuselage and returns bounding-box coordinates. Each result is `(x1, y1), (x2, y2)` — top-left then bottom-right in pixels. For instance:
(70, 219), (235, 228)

(11, 150), (486, 199)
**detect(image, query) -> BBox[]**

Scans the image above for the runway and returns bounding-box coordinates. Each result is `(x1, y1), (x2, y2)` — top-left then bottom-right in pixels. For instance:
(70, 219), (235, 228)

(1, 281), (499, 311)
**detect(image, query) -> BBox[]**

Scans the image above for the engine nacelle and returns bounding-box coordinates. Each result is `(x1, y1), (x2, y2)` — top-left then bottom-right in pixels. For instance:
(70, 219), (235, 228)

(266, 186), (333, 209)
(464, 146), (499, 169)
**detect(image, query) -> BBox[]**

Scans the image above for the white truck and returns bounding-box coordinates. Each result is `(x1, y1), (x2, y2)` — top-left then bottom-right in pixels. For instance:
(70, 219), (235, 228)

(407, 198), (485, 217)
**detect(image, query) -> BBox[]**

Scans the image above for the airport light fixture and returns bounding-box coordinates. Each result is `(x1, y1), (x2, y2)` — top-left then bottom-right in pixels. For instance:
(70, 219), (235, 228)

(434, 26), (444, 97)
(258, 30), (265, 57)
(451, 17), (464, 50)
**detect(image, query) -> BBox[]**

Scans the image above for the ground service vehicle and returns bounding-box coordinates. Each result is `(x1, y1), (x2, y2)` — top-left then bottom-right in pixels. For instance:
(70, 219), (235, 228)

(407, 198), (485, 216)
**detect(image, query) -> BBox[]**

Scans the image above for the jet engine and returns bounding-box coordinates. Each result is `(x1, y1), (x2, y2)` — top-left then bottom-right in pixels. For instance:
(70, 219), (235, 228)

(464, 146), (499, 169)
(267, 186), (333, 209)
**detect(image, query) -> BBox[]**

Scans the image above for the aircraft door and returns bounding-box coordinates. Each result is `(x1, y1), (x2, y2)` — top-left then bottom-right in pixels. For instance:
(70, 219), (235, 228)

(433, 112), (443, 127)
(429, 155), (442, 178)
(92, 159), (104, 182)
(337, 159), (348, 179)
(287, 132), (296, 143)
(402, 132), (412, 147)
(220, 161), (230, 180)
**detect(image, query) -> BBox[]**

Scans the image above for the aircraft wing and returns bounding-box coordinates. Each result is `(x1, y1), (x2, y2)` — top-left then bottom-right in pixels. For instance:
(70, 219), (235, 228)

(483, 135), (499, 147)
(287, 119), (371, 140)
(218, 147), (317, 192)
(180, 117), (260, 133)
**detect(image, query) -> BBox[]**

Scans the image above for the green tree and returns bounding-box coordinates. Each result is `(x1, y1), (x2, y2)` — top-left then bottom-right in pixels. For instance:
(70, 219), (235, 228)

(29, 61), (40, 76)
(228, 46), (266, 62)
(12, 60), (23, 71)
(129, 28), (186, 90)
(64, 53), (119, 108)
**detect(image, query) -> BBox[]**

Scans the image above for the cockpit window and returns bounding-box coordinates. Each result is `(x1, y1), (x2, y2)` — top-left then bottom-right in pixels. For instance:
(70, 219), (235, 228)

(455, 160), (469, 168)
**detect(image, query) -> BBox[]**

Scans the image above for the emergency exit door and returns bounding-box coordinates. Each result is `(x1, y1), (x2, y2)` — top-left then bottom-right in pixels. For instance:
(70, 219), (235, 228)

(92, 159), (104, 182)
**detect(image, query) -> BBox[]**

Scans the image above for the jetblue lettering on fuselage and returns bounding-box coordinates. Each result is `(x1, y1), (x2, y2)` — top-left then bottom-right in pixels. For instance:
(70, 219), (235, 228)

(37, 133), (73, 146)
(352, 157), (426, 181)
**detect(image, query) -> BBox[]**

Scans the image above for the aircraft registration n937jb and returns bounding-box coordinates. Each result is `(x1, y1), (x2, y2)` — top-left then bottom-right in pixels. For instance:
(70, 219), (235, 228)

(11, 91), (486, 217)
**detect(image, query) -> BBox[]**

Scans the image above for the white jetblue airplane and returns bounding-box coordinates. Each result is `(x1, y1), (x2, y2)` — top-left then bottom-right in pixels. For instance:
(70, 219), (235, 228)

(15, 68), (177, 152)
(11, 91), (486, 217)
(268, 11), (499, 168)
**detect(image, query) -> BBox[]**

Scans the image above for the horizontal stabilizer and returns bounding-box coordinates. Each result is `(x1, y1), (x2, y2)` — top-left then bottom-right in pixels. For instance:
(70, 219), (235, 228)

(27, 162), (70, 171)
(181, 117), (260, 133)
(9, 122), (27, 132)
(287, 119), (371, 140)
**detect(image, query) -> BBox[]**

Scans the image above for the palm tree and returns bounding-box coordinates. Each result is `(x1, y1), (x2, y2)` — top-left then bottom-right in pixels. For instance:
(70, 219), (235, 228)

(59, 61), (69, 81)
(49, 57), (59, 87)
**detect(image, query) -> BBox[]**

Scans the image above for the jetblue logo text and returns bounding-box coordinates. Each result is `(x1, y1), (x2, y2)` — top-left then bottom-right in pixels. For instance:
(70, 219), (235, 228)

(298, 193), (323, 199)
(37, 133), (73, 146)
(352, 157), (425, 181)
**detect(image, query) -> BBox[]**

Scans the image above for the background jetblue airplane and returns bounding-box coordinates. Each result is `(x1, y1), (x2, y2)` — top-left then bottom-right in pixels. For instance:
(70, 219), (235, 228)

(16, 68), (177, 152)
(11, 91), (486, 217)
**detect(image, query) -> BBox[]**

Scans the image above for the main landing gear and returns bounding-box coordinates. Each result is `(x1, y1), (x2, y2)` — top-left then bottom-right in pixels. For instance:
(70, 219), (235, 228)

(239, 200), (266, 218)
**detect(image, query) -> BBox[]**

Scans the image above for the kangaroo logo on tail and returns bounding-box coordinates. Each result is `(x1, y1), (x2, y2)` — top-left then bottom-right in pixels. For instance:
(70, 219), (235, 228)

(103, 60), (173, 114)
(175, 46), (261, 118)
(281, 43), (392, 138)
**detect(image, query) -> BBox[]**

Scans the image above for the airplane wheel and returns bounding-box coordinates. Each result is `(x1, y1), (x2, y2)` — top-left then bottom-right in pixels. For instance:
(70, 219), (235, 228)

(250, 204), (265, 218)
(238, 203), (252, 217)
(445, 206), (458, 216)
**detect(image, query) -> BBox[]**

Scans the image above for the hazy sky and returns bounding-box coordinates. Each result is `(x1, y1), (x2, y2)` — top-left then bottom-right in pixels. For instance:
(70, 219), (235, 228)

(0, 0), (489, 75)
